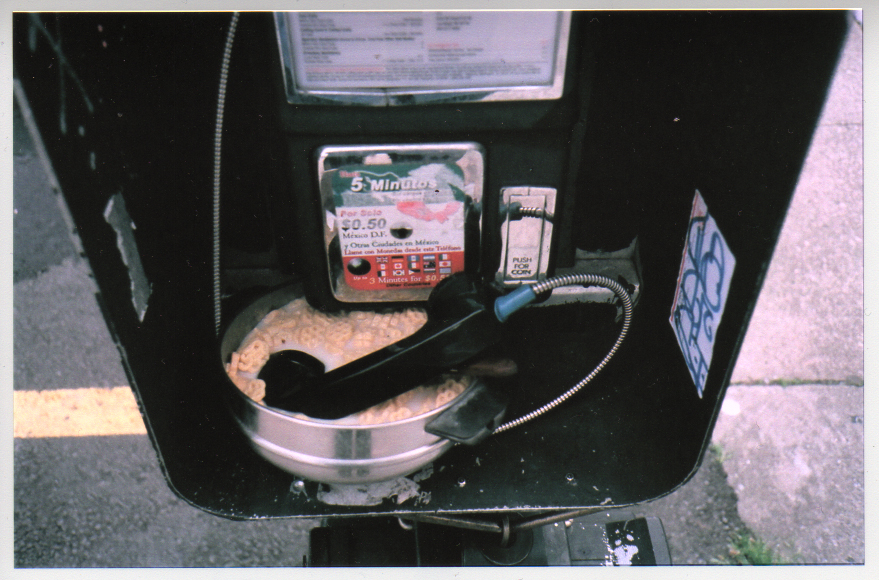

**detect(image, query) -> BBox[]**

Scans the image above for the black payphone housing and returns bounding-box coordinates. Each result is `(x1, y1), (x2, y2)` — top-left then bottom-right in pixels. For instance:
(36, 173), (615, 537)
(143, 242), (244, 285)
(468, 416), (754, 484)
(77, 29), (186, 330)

(231, 12), (596, 313)
(13, 9), (848, 557)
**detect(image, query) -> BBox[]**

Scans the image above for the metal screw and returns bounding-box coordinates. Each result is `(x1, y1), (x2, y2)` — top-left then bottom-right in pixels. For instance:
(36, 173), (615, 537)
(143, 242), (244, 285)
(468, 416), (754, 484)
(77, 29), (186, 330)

(565, 473), (576, 482)
(457, 477), (467, 487)
(292, 479), (306, 493)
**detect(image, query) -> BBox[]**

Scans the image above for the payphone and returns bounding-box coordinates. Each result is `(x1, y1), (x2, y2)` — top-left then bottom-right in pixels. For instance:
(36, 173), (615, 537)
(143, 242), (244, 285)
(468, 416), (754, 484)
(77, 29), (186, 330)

(13, 9), (849, 566)
(211, 9), (644, 485)
(259, 11), (624, 312)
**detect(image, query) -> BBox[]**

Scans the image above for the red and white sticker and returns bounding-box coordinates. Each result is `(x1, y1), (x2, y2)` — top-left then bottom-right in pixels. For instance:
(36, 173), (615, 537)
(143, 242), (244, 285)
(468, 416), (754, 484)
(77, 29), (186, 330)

(332, 161), (470, 291)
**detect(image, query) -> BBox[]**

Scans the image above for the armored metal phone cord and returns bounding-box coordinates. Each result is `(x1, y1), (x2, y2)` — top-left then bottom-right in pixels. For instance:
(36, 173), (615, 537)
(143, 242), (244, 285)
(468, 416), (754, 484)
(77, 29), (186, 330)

(493, 273), (633, 434)
(213, 12), (240, 336)
(516, 206), (554, 221)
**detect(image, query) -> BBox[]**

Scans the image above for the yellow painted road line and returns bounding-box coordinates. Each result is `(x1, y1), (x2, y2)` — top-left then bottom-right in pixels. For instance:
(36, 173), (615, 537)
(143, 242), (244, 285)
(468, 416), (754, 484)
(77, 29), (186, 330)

(14, 387), (147, 438)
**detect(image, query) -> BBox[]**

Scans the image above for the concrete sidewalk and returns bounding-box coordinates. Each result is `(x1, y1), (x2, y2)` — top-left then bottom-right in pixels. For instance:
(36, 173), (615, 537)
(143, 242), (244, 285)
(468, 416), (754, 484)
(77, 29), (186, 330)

(710, 13), (864, 564)
(712, 385), (863, 563)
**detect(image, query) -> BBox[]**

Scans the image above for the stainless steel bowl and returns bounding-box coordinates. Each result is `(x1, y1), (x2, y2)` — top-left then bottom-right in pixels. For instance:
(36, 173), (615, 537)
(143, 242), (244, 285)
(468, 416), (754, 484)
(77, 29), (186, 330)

(219, 284), (468, 484)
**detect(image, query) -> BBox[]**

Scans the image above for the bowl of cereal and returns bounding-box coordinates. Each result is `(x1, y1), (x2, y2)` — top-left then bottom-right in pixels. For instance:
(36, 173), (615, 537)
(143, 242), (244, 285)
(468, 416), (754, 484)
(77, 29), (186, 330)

(220, 283), (503, 484)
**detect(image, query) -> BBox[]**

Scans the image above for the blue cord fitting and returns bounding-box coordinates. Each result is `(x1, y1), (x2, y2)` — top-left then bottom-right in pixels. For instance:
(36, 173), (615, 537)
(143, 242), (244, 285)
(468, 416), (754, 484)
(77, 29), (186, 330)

(494, 285), (537, 323)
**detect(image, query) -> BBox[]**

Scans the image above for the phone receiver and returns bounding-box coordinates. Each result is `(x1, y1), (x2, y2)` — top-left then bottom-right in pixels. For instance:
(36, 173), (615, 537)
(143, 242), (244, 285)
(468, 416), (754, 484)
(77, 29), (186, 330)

(260, 273), (508, 420)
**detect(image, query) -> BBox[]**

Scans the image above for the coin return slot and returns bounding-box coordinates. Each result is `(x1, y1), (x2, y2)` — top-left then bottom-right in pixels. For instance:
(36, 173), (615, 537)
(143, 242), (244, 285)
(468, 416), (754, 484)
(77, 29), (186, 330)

(498, 187), (556, 286)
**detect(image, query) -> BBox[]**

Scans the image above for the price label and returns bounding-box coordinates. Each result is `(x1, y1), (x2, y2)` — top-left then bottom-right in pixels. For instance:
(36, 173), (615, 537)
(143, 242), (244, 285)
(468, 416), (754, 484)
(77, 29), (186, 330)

(331, 161), (468, 291)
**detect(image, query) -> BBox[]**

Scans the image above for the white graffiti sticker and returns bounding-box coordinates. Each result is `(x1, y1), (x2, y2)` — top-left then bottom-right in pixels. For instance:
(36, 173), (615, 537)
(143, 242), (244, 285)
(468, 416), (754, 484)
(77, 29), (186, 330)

(670, 191), (736, 397)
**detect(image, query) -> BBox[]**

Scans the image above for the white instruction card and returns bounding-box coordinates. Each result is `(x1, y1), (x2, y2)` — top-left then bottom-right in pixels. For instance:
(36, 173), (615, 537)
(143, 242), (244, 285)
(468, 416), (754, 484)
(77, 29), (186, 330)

(288, 12), (562, 91)
(670, 191), (736, 397)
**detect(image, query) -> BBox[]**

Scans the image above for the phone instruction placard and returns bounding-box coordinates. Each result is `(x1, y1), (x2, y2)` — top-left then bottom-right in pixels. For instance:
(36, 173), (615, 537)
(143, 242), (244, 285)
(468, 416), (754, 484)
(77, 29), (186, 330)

(330, 161), (469, 292)
(288, 11), (562, 92)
